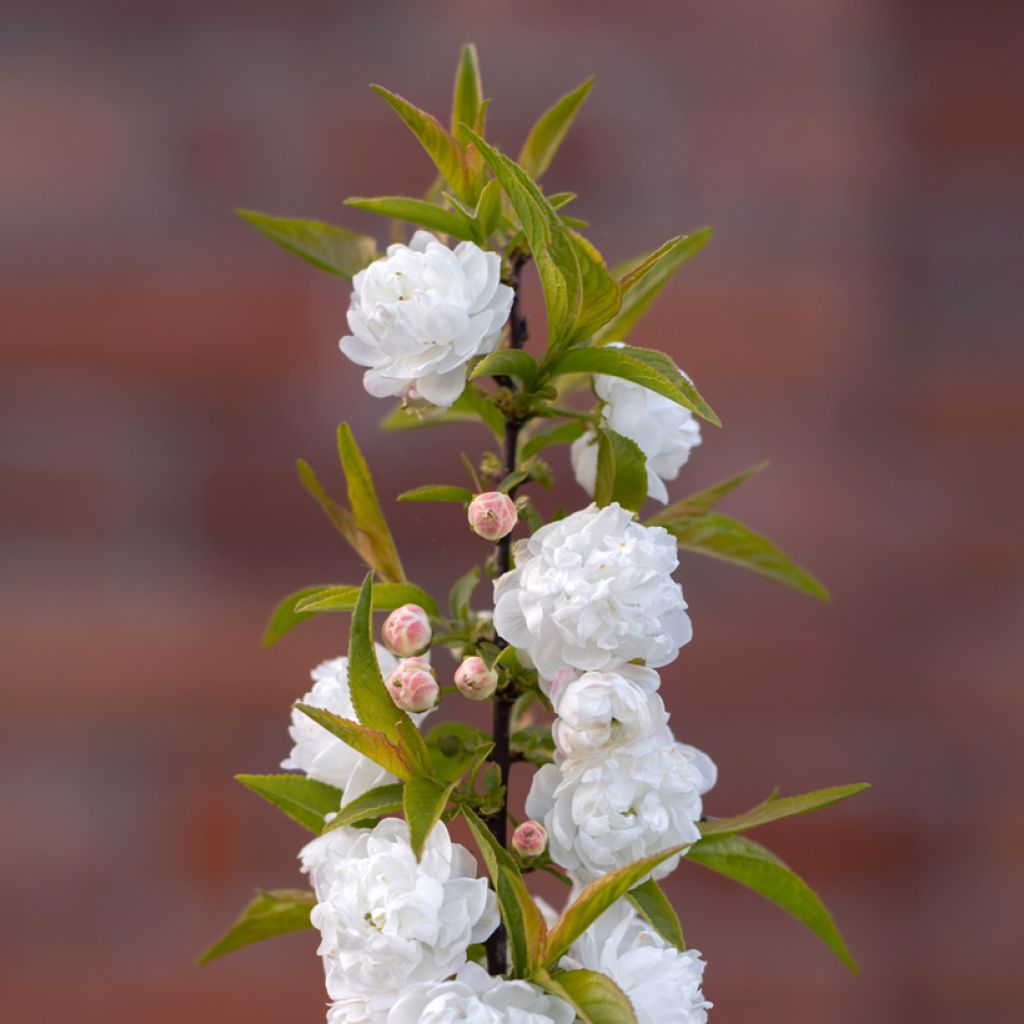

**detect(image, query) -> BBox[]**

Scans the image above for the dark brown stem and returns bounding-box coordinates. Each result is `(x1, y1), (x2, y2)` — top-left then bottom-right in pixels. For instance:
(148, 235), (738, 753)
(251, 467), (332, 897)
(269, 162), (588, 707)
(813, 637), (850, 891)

(483, 252), (528, 977)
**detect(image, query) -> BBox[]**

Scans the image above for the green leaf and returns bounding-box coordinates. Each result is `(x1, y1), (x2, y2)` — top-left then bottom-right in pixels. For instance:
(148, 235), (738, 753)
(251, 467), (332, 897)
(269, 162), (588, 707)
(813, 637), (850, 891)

(344, 196), (475, 240)
(404, 777), (458, 860)
(520, 421), (586, 459)
(337, 423), (405, 583)
(518, 78), (594, 180)
(372, 85), (468, 200)
(293, 582), (440, 619)
(700, 783), (869, 839)
(451, 43), (484, 145)
(196, 889), (315, 965)
(474, 177), (503, 237)
(594, 428), (647, 513)
(566, 230), (621, 346)
(462, 805), (548, 976)
(398, 484), (475, 505)
(510, 725), (556, 767)
(545, 844), (688, 964)
(547, 191), (577, 210)
(597, 229), (712, 344)
(237, 210), (377, 279)
(547, 346), (719, 426)
(471, 350), (540, 386)
(661, 511), (829, 600)
(380, 385), (504, 441)
(534, 969), (637, 1024)
(426, 722), (492, 782)
(296, 459), (367, 556)
(465, 128), (581, 351)
(324, 782), (405, 832)
(647, 462), (769, 525)
(235, 774), (342, 834)
(294, 705), (413, 780)
(448, 565), (481, 618)
(626, 878), (685, 950)
(688, 833), (858, 972)
(262, 586), (332, 648)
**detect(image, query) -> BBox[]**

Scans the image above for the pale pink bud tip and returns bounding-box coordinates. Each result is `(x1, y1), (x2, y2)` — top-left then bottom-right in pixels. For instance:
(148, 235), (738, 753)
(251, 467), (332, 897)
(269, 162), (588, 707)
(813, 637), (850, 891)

(381, 603), (432, 657)
(512, 821), (548, 858)
(467, 491), (518, 542)
(454, 655), (499, 701)
(386, 658), (439, 713)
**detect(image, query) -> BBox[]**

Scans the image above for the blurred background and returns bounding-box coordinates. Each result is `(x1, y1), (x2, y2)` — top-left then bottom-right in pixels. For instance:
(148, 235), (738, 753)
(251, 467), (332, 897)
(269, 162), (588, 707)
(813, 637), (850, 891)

(2, 1), (1023, 1021)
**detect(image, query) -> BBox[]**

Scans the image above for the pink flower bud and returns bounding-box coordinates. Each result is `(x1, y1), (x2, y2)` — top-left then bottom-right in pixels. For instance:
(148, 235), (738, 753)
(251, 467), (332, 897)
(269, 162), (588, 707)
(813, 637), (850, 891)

(512, 820), (548, 858)
(381, 604), (432, 657)
(385, 657), (439, 713)
(454, 655), (499, 701)
(467, 491), (518, 542)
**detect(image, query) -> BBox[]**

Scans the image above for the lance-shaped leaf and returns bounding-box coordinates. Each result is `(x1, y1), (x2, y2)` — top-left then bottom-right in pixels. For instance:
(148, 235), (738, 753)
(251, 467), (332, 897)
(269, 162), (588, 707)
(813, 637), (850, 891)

(404, 777), (458, 860)
(398, 485), (475, 505)
(196, 889), (315, 965)
(647, 462), (769, 525)
(381, 385), (504, 441)
(372, 85), (469, 200)
(295, 458), (365, 553)
(294, 705), (414, 781)
(237, 211), (376, 279)
(344, 196), (476, 241)
(626, 878), (685, 950)
(594, 427), (647, 513)
(263, 585), (332, 647)
(448, 565), (481, 619)
(324, 782), (405, 833)
(465, 128), (581, 351)
(474, 177), (503, 237)
(462, 806), (548, 977)
(235, 774), (342, 834)
(700, 783), (869, 839)
(534, 968), (637, 1024)
(471, 350), (540, 387)
(687, 833), (858, 972)
(660, 511), (829, 600)
(451, 43), (484, 145)
(337, 423), (405, 583)
(565, 230), (621, 348)
(294, 582), (441, 620)
(518, 78), (594, 180)
(546, 346), (719, 425)
(597, 229), (712, 344)
(520, 421), (586, 459)
(545, 844), (688, 964)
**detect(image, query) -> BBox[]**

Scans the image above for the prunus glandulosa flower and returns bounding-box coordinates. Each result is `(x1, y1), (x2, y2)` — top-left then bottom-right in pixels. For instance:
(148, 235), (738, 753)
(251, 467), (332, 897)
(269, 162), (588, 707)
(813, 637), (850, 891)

(340, 231), (513, 408)
(493, 502), (692, 678)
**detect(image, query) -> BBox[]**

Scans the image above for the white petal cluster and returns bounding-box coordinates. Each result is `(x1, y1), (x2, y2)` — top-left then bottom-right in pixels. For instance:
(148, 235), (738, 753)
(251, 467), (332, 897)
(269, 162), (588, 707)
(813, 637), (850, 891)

(386, 962), (575, 1024)
(570, 354), (702, 504)
(493, 502), (692, 679)
(284, 647), (420, 803)
(301, 819), (498, 1020)
(340, 231), (513, 408)
(526, 731), (716, 883)
(563, 902), (711, 1024)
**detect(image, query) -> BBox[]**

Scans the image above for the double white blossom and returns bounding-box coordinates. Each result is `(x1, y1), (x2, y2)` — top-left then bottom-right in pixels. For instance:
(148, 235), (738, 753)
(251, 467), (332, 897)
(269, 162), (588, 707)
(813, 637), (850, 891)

(571, 351), (702, 504)
(301, 819), (498, 1017)
(563, 902), (711, 1024)
(526, 731), (716, 883)
(386, 962), (575, 1024)
(340, 231), (513, 408)
(493, 502), (692, 679)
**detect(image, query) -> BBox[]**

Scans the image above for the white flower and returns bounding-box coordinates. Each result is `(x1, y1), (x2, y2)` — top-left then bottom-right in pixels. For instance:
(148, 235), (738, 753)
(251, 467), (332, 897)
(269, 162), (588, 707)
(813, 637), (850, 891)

(340, 231), (513, 408)
(493, 502), (692, 679)
(570, 353), (702, 504)
(386, 962), (575, 1024)
(549, 664), (668, 758)
(563, 902), (711, 1024)
(300, 819), (498, 1005)
(283, 647), (411, 802)
(525, 731), (717, 883)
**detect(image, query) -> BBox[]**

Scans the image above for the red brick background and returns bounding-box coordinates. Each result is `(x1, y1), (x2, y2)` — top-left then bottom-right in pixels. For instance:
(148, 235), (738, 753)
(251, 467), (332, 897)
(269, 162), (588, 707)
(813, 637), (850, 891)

(2, 1), (1022, 1021)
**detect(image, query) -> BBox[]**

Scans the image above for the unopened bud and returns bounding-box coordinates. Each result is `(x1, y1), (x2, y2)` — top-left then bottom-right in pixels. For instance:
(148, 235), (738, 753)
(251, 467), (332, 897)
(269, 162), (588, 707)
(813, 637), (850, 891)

(454, 655), (499, 701)
(386, 657), (439, 713)
(468, 491), (518, 542)
(512, 820), (548, 858)
(381, 603), (432, 657)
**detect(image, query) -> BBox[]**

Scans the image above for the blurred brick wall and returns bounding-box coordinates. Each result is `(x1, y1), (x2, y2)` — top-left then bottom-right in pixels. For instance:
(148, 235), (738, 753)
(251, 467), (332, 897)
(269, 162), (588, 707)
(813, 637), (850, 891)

(2, 1), (1022, 1021)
